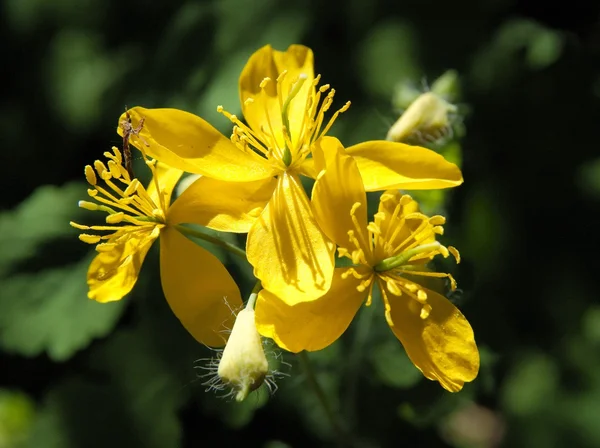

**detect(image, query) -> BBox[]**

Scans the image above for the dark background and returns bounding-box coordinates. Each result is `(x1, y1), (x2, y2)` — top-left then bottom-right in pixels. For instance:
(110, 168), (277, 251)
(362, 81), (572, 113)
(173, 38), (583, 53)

(1, 0), (600, 447)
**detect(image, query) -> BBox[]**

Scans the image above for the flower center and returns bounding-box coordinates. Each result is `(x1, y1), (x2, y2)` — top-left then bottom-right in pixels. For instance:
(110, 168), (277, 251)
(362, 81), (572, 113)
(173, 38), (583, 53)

(70, 146), (166, 251)
(369, 193), (460, 321)
(217, 71), (350, 171)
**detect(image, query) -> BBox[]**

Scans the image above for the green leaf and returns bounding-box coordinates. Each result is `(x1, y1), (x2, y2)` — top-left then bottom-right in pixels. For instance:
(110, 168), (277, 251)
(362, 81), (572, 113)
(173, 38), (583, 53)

(501, 352), (558, 417)
(0, 182), (84, 277)
(201, 386), (269, 429)
(358, 20), (420, 99)
(370, 339), (422, 389)
(27, 373), (181, 448)
(0, 257), (126, 361)
(28, 317), (191, 448)
(0, 389), (36, 448)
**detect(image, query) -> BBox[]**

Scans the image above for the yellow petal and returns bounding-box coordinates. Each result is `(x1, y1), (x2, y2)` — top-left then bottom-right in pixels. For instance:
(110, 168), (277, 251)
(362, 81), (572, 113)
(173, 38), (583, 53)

(346, 140), (463, 191)
(146, 162), (183, 209)
(246, 172), (335, 304)
(255, 267), (368, 352)
(239, 44), (315, 148)
(117, 107), (274, 182)
(384, 284), (479, 392)
(311, 137), (369, 252)
(88, 227), (159, 303)
(167, 176), (276, 233)
(295, 157), (317, 179)
(159, 227), (242, 347)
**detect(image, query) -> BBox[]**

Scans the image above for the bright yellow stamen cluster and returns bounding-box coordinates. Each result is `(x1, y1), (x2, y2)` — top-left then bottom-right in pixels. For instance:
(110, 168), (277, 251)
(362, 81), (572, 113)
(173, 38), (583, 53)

(338, 193), (460, 323)
(70, 146), (166, 252)
(218, 72), (351, 170)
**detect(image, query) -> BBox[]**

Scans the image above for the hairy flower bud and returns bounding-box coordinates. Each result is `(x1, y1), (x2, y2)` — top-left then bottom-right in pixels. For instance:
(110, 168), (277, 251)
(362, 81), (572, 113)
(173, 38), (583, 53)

(387, 92), (457, 144)
(218, 307), (269, 401)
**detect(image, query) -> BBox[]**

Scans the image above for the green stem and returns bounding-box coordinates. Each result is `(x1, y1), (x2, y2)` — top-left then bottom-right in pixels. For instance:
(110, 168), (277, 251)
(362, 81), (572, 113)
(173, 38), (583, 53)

(344, 301), (377, 426)
(245, 281), (262, 310)
(175, 224), (247, 260)
(297, 351), (349, 446)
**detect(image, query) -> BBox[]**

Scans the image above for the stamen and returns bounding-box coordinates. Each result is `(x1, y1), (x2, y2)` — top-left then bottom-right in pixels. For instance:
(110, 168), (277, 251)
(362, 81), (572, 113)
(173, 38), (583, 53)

(449, 246), (461, 263)
(79, 234), (102, 244)
(378, 281), (394, 327)
(106, 212), (125, 224)
(107, 160), (121, 178)
(85, 165), (97, 185)
(78, 201), (99, 211)
(70, 222), (89, 230)
(123, 179), (140, 197)
(385, 278), (402, 296)
(93, 161), (109, 179)
(95, 243), (116, 252)
(420, 304), (432, 320)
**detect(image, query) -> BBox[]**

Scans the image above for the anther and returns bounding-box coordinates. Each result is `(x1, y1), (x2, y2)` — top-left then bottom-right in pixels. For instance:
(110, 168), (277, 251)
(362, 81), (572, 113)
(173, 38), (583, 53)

(417, 289), (428, 303)
(386, 279), (402, 296)
(93, 160), (108, 177)
(367, 222), (381, 235)
(84, 166), (97, 185)
(259, 77), (271, 89)
(107, 160), (121, 178)
(449, 246), (461, 263)
(404, 283), (418, 292)
(276, 70), (288, 83)
(400, 195), (413, 206)
(106, 212), (125, 224)
(337, 247), (349, 258)
(78, 201), (99, 211)
(429, 215), (446, 225)
(420, 304), (432, 320)
(96, 243), (116, 252)
(123, 179), (139, 197)
(79, 234), (101, 244)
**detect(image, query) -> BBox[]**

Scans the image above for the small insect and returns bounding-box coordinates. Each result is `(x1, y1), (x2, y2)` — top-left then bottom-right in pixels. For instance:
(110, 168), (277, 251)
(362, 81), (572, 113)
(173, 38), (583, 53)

(120, 106), (148, 178)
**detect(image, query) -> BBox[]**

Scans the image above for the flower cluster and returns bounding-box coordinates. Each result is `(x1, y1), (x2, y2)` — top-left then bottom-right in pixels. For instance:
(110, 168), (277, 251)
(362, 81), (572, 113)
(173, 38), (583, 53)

(72, 44), (479, 395)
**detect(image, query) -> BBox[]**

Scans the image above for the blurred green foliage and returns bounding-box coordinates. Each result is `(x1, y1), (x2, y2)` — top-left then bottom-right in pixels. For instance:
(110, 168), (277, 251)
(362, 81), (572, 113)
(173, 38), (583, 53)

(1, 0), (600, 447)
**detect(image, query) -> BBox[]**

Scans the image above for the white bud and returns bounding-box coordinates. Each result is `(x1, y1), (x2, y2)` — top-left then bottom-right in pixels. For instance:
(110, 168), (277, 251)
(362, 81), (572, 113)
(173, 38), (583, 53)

(217, 308), (268, 401)
(387, 92), (457, 144)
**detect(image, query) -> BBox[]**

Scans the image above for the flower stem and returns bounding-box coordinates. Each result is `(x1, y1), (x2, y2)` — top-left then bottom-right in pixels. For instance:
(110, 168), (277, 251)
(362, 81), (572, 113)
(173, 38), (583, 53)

(344, 300), (377, 426)
(174, 224), (247, 260)
(245, 281), (262, 310)
(297, 351), (350, 446)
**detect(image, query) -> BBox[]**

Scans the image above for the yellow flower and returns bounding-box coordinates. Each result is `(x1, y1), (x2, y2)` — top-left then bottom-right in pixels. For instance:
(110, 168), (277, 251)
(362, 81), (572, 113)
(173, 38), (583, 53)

(255, 138), (479, 392)
(117, 44), (464, 306)
(70, 146), (245, 347)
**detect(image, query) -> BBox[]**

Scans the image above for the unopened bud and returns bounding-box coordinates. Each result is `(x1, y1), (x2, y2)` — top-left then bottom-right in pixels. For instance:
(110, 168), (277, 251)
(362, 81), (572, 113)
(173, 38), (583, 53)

(387, 92), (457, 144)
(217, 308), (268, 401)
